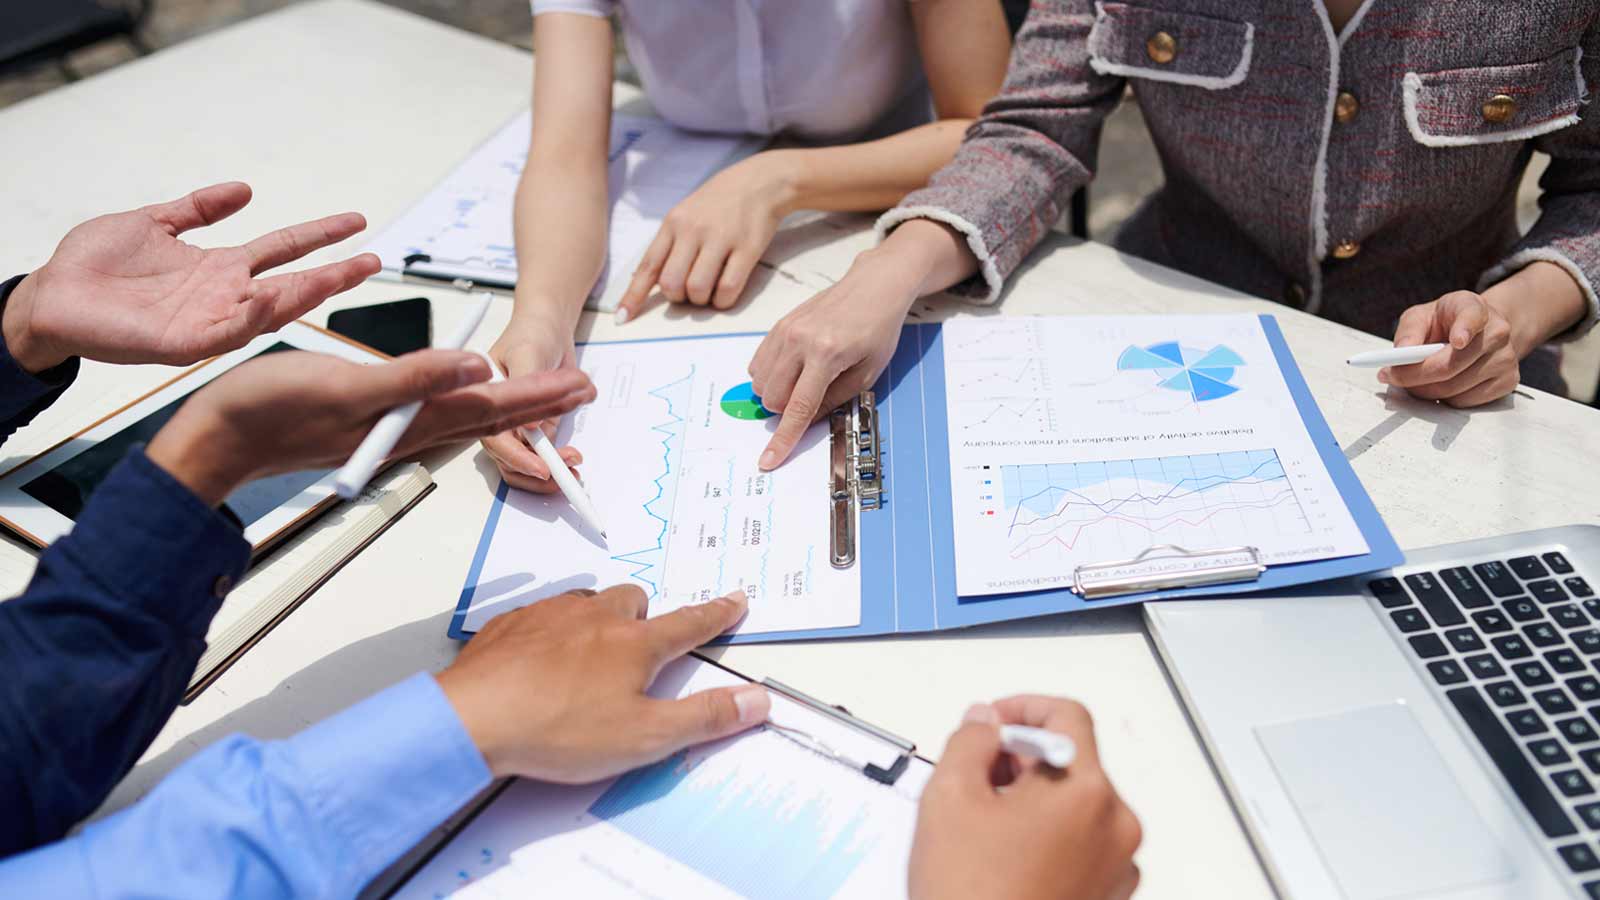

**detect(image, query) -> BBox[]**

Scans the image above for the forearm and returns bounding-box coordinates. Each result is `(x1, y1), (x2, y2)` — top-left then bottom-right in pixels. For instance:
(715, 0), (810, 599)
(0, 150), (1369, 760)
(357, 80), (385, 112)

(509, 151), (610, 334)
(0, 674), (490, 899)
(771, 120), (975, 214)
(0, 448), (247, 854)
(1483, 260), (1587, 356)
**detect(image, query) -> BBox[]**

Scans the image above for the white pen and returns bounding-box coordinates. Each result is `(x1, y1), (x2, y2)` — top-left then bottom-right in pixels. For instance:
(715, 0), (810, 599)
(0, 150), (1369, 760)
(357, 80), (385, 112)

(1000, 725), (1077, 769)
(333, 294), (494, 499)
(480, 354), (609, 541)
(1346, 343), (1447, 368)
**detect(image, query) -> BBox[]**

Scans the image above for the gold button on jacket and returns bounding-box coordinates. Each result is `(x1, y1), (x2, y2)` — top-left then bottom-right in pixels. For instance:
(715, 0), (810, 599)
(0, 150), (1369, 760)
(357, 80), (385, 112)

(1482, 93), (1517, 124)
(1335, 91), (1359, 124)
(1146, 31), (1177, 64)
(1332, 240), (1362, 260)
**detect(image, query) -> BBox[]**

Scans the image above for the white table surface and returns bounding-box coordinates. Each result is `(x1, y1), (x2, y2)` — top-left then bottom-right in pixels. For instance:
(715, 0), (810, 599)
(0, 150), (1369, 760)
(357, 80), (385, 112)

(3, 3), (1598, 898)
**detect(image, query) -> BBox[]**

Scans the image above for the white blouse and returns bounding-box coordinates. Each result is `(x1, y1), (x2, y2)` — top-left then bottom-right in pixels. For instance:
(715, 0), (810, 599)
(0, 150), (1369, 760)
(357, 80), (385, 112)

(530, 0), (930, 142)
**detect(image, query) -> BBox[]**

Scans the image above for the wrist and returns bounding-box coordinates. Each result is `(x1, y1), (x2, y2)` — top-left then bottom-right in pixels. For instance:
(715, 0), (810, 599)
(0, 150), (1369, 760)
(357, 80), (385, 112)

(2, 273), (69, 374)
(145, 411), (251, 507)
(1483, 261), (1587, 356)
(434, 669), (511, 778)
(754, 150), (806, 218)
(507, 289), (582, 338)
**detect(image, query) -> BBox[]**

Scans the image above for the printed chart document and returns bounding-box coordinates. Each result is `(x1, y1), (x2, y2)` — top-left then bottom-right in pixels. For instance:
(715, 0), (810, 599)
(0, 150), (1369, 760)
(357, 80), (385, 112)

(364, 111), (759, 311)
(455, 334), (859, 637)
(942, 314), (1370, 597)
(392, 658), (930, 900)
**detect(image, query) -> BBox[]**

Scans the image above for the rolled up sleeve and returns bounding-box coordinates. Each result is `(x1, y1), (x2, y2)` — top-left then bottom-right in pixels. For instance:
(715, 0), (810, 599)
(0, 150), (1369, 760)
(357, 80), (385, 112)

(876, 0), (1124, 302)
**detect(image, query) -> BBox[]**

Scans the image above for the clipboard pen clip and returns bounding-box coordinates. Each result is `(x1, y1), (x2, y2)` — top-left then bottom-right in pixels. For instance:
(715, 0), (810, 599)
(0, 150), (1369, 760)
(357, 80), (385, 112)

(761, 677), (914, 785)
(401, 253), (517, 294)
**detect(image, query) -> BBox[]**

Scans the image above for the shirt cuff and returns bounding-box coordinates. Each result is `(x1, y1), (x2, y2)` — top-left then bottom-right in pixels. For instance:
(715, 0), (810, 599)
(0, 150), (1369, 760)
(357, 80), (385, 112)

(0, 275), (80, 411)
(289, 672), (492, 882)
(51, 447), (250, 636)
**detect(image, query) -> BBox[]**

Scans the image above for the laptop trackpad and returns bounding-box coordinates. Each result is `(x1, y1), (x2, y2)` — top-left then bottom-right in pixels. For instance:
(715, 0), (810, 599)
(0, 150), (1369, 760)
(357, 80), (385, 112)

(1256, 703), (1514, 899)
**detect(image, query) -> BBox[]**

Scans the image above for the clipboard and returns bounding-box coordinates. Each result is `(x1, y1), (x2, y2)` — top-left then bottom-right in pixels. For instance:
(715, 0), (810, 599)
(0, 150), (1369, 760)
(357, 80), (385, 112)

(451, 316), (1401, 643)
(376, 653), (931, 899)
(715, 315), (1401, 643)
(362, 110), (764, 310)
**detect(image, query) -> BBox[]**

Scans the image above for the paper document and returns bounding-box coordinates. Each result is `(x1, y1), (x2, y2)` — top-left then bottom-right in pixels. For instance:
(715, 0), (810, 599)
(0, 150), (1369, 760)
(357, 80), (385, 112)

(364, 111), (759, 310)
(393, 659), (930, 900)
(943, 314), (1370, 596)
(457, 334), (859, 636)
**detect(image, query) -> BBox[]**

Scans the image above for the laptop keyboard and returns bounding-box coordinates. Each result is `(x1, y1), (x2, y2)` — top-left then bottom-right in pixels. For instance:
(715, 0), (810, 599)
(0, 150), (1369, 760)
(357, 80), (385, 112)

(1370, 550), (1600, 895)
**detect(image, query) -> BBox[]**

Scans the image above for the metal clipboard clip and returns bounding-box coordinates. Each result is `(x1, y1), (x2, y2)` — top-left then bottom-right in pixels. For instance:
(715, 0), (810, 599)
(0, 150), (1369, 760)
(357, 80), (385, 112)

(761, 677), (916, 786)
(401, 253), (517, 294)
(828, 391), (883, 569)
(1072, 544), (1265, 600)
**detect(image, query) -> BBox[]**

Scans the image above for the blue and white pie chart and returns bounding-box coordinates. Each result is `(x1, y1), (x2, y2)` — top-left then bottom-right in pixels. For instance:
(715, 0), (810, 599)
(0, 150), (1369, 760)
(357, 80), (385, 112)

(1116, 341), (1244, 402)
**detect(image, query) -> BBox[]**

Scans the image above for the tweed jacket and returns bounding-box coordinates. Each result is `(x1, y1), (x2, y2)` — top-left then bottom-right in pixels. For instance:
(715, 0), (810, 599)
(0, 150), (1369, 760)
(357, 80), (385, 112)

(882, 0), (1600, 358)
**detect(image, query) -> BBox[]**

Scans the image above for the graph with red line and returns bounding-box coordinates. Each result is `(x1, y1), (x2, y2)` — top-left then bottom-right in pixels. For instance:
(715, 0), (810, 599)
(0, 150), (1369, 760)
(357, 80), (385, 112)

(997, 451), (1309, 563)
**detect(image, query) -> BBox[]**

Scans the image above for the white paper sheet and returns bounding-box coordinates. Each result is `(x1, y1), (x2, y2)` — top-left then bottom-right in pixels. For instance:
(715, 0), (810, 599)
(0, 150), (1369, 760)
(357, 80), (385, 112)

(393, 658), (930, 900)
(363, 111), (759, 311)
(460, 335), (859, 636)
(943, 314), (1369, 596)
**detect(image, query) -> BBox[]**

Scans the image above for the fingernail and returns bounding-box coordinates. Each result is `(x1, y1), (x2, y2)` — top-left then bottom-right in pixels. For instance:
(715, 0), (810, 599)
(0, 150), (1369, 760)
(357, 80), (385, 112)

(722, 589), (748, 609)
(614, 307), (631, 325)
(733, 685), (770, 724)
(963, 703), (999, 725)
(759, 450), (777, 470)
(457, 359), (488, 387)
(1376, 369), (1390, 384)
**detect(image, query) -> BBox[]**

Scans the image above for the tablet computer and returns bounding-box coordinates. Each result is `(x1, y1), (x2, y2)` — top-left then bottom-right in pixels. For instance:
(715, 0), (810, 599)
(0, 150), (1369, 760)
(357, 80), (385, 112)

(0, 321), (388, 553)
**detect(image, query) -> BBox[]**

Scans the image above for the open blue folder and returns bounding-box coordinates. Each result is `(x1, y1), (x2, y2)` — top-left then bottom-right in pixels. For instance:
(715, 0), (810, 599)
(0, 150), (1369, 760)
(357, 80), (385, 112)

(452, 316), (1401, 642)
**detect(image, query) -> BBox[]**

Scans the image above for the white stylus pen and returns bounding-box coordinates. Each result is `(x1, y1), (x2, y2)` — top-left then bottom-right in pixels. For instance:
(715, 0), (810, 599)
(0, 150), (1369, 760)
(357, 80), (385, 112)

(1346, 343), (1447, 368)
(333, 294), (493, 499)
(480, 354), (608, 541)
(1000, 725), (1077, 769)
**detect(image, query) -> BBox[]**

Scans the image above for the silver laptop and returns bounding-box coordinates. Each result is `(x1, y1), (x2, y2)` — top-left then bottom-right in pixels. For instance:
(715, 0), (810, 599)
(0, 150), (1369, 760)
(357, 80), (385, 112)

(1147, 525), (1600, 900)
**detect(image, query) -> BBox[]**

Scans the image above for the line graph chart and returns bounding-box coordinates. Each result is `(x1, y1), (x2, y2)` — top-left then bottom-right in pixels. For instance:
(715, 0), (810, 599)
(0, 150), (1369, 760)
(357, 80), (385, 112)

(610, 367), (694, 598)
(587, 730), (890, 900)
(1001, 451), (1307, 562)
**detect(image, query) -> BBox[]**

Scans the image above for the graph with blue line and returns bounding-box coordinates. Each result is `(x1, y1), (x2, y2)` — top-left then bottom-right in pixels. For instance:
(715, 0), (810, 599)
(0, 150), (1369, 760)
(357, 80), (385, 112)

(587, 731), (891, 899)
(610, 367), (695, 598)
(1000, 450), (1308, 560)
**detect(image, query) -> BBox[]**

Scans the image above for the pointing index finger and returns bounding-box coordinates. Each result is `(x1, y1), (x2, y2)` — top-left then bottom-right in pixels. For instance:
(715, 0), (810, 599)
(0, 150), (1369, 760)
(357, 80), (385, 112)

(643, 591), (749, 664)
(759, 365), (834, 470)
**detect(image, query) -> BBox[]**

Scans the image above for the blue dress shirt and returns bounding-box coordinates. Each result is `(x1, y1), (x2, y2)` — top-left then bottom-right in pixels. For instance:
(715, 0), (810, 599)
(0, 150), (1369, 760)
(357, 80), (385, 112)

(0, 672), (492, 898)
(0, 273), (253, 854)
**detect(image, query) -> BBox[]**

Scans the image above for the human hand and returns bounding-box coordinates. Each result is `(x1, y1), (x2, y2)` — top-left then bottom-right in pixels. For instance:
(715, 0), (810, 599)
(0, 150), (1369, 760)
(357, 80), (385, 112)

(145, 349), (595, 507)
(748, 248), (920, 469)
(481, 317), (586, 493)
(909, 697), (1142, 900)
(435, 585), (770, 783)
(2, 182), (379, 373)
(613, 152), (798, 322)
(1382, 291), (1521, 407)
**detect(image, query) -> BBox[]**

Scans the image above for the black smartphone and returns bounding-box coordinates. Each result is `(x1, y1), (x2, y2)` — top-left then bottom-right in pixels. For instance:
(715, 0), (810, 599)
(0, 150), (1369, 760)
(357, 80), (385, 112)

(327, 297), (432, 357)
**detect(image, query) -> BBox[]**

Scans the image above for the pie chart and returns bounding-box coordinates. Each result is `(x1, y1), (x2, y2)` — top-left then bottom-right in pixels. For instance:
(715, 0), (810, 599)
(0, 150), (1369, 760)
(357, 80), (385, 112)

(1116, 342), (1244, 402)
(720, 382), (773, 420)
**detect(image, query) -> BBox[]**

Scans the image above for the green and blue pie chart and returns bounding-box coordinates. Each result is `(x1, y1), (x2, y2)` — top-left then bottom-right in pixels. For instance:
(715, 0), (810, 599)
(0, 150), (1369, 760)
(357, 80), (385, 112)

(720, 382), (773, 420)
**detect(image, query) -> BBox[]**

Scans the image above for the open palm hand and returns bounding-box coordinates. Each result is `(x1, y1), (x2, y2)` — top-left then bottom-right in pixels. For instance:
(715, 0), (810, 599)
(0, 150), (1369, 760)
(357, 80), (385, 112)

(4, 182), (380, 371)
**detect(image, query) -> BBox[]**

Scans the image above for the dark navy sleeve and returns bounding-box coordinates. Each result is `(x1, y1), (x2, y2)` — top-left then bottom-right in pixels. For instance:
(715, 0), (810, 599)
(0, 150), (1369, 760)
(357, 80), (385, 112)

(0, 275), (80, 446)
(0, 447), (250, 856)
